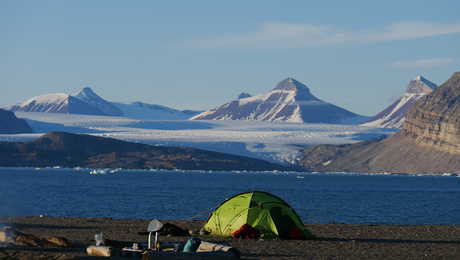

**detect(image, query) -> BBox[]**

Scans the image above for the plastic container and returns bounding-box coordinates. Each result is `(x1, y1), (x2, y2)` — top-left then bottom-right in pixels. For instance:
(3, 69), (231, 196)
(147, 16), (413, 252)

(182, 237), (201, 253)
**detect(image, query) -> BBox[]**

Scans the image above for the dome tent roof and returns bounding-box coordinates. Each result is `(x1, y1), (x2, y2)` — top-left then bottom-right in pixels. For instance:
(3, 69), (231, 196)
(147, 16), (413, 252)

(203, 190), (314, 239)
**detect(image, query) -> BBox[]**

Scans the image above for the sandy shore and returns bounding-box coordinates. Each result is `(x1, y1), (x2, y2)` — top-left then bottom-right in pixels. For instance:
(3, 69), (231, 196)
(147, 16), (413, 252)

(1, 216), (460, 259)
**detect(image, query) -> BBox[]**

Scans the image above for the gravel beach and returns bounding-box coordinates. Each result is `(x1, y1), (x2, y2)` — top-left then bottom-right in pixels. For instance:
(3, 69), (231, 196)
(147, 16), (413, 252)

(1, 216), (460, 259)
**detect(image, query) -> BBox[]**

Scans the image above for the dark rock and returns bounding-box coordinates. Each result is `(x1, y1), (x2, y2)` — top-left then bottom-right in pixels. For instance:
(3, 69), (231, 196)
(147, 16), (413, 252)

(237, 93), (252, 99)
(160, 223), (189, 236)
(0, 109), (33, 134)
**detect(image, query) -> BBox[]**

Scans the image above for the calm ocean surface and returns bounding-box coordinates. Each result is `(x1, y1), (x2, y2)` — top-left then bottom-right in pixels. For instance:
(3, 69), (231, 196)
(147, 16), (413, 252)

(1, 167), (460, 225)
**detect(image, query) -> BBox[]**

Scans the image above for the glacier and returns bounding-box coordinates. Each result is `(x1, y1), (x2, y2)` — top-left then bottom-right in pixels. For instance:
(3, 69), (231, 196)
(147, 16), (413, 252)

(0, 112), (396, 165)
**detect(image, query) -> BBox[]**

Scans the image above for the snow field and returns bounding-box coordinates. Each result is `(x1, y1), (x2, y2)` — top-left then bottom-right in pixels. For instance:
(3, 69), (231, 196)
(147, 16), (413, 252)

(2, 112), (396, 165)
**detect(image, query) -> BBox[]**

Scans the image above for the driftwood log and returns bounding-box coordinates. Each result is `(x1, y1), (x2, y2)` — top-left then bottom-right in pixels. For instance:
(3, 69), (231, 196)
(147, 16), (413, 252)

(86, 245), (113, 257)
(0, 231), (14, 244)
(0, 227), (70, 248)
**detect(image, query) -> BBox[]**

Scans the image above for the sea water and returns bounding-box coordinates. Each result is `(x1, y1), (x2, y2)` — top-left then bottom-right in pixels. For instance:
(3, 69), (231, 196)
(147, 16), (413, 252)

(1, 167), (460, 225)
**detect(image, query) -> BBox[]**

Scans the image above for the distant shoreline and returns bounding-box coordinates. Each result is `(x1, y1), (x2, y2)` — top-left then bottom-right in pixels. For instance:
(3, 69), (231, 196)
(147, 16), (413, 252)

(1, 166), (459, 177)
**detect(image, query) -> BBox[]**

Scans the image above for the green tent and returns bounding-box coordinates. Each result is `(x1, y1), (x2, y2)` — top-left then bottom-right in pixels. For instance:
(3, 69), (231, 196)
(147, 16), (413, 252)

(203, 191), (314, 239)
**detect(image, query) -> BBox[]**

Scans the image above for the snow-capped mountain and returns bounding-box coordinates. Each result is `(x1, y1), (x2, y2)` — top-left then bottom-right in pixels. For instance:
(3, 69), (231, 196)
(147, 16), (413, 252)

(72, 87), (123, 116)
(191, 77), (363, 124)
(362, 75), (437, 128)
(113, 101), (200, 120)
(4, 87), (200, 119)
(6, 93), (108, 116)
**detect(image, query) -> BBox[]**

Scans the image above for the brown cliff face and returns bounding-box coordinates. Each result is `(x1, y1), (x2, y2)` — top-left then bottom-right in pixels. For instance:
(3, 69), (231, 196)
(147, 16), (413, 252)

(300, 72), (460, 174)
(401, 72), (460, 154)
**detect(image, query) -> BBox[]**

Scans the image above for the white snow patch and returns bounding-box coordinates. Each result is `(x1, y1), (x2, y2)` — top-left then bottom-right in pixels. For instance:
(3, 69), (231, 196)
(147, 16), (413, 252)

(362, 93), (425, 128)
(22, 94), (69, 106)
(114, 102), (191, 120)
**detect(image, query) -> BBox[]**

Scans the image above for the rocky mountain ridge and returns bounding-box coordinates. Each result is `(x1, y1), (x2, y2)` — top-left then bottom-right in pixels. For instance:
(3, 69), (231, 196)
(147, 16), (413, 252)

(300, 72), (460, 174)
(362, 75), (437, 128)
(6, 93), (108, 116)
(4, 88), (200, 120)
(401, 72), (460, 154)
(192, 78), (364, 124)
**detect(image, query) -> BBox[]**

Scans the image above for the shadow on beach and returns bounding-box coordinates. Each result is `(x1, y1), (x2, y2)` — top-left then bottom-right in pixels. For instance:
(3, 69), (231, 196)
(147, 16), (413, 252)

(318, 237), (460, 244)
(9, 223), (96, 230)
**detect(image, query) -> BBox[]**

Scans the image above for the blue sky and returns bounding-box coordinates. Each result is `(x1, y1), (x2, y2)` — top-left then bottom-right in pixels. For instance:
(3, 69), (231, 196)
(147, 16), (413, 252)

(2, 0), (459, 115)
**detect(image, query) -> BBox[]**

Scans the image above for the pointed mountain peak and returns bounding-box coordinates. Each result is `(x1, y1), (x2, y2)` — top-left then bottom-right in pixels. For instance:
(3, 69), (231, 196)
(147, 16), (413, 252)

(191, 77), (359, 123)
(406, 75), (437, 94)
(273, 77), (309, 91)
(237, 92), (252, 99)
(72, 87), (98, 97)
(73, 87), (100, 100)
(81, 86), (95, 93)
(413, 75), (436, 87)
(71, 87), (123, 116)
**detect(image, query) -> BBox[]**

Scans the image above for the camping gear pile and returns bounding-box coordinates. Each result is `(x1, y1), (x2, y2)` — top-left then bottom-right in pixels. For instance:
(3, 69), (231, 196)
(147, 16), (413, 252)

(87, 219), (240, 259)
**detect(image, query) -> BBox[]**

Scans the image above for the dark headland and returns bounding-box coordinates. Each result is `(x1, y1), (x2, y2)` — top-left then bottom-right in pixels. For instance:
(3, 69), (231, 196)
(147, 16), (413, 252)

(0, 109), (32, 134)
(0, 131), (293, 171)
